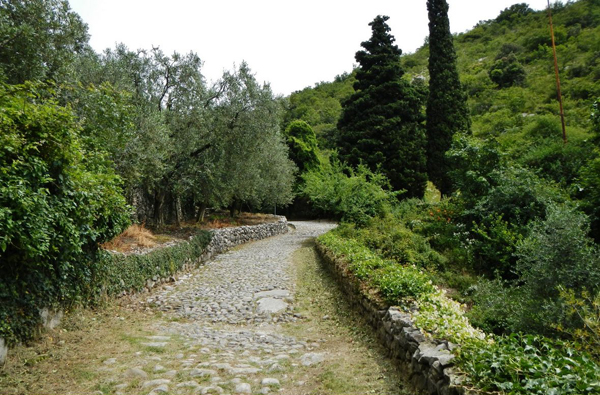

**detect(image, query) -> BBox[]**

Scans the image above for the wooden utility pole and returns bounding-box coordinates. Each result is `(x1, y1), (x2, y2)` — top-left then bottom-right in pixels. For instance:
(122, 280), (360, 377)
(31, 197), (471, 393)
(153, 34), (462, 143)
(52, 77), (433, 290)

(548, 0), (567, 144)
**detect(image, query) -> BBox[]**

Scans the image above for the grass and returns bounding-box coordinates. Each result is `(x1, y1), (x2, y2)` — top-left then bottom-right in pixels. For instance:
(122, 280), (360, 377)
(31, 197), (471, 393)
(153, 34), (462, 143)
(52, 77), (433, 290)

(100, 223), (157, 252)
(0, 233), (417, 395)
(282, 239), (416, 395)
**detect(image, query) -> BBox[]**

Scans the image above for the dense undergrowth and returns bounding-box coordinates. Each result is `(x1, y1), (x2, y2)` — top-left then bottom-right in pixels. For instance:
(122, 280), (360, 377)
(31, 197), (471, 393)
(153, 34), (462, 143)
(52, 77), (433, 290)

(317, 214), (600, 394)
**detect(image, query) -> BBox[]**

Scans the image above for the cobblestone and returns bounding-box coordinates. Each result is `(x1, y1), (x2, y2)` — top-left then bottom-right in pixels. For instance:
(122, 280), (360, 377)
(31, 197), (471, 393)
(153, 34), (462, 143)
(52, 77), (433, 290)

(107, 221), (335, 394)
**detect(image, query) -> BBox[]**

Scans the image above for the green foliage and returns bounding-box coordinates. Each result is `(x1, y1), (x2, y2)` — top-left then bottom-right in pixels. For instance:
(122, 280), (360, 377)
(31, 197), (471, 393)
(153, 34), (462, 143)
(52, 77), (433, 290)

(95, 231), (212, 297)
(558, 287), (600, 360)
(0, 82), (130, 343)
(0, 0), (90, 84)
(467, 278), (522, 334)
(317, 231), (435, 303)
(340, 211), (447, 270)
(466, 167), (567, 278)
(426, 0), (471, 196)
(459, 333), (600, 394)
(580, 152), (600, 240)
(284, 120), (321, 173)
(513, 204), (600, 333)
(579, 98), (600, 239)
(300, 161), (397, 226)
(284, 73), (356, 148)
(446, 135), (503, 204)
(495, 3), (534, 24)
(337, 15), (427, 198)
(489, 53), (526, 88)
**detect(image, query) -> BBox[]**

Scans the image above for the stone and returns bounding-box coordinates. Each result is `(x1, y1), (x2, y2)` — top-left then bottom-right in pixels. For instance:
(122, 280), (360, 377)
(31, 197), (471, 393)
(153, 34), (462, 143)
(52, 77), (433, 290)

(176, 381), (201, 388)
(261, 378), (280, 386)
(141, 342), (168, 348)
(201, 386), (224, 394)
(39, 308), (64, 330)
(234, 382), (252, 394)
(300, 352), (325, 366)
(254, 289), (290, 299)
(142, 379), (171, 388)
(123, 367), (148, 379)
(228, 367), (261, 375)
(148, 384), (169, 394)
(103, 358), (117, 365)
(146, 335), (171, 341)
(256, 298), (288, 314)
(0, 338), (7, 365)
(190, 368), (217, 377)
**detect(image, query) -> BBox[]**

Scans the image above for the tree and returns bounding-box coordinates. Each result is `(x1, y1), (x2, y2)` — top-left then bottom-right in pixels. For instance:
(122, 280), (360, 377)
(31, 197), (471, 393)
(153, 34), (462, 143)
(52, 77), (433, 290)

(0, 0), (89, 84)
(337, 15), (427, 198)
(426, 0), (471, 196)
(0, 82), (130, 342)
(210, 62), (296, 214)
(285, 120), (320, 173)
(489, 53), (526, 88)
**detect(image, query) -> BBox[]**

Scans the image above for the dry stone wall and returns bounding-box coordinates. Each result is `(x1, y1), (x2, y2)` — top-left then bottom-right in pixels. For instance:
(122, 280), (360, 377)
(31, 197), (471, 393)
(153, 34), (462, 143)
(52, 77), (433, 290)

(200, 216), (289, 261)
(0, 216), (289, 366)
(316, 242), (471, 395)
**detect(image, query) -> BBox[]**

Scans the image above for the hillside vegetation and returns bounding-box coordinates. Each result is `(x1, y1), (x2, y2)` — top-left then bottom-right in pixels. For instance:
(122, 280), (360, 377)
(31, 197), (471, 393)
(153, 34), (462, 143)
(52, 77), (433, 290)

(290, 1), (600, 393)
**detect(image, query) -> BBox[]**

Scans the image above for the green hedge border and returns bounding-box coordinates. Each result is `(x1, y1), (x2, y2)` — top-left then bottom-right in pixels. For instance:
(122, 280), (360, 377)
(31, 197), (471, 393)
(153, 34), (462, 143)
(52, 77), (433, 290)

(93, 231), (213, 298)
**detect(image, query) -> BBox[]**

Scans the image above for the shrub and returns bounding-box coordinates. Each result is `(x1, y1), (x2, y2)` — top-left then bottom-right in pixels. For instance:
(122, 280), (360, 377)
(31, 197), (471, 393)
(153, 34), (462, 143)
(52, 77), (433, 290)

(557, 287), (600, 360)
(94, 231), (212, 298)
(301, 160), (398, 226)
(514, 204), (600, 333)
(489, 53), (526, 88)
(317, 231), (435, 303)
(0, 82), (130, 343)
(467, 277), (524, 334)
(354, 213), (447, 270)
(372, 265), (435, 303)
(459, 333), (600, 394)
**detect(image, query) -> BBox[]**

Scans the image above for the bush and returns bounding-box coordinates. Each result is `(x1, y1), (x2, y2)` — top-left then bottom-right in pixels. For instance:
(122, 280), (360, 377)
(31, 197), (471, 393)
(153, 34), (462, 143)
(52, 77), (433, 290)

(460, 333), (600, 394)
(489, 54), (526, 88)
(514, 204), (600, 333)
(94, 231), (212, 297)
(0, 83), (130, 343)
(353, 213), (447, 270)
(301, 160), (398, 226)
(372, 265), (435, 304)
(467, 277), (524, 334)
(558, 287), (600, 360)
(317, 231), (435, 303)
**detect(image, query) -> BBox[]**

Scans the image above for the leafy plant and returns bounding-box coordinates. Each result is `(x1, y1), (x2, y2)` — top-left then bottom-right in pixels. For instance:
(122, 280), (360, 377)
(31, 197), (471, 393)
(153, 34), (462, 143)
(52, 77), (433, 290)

(0, 82), (130, 343)
(459, 333), (600, 394)
(301, 161), (398, 226)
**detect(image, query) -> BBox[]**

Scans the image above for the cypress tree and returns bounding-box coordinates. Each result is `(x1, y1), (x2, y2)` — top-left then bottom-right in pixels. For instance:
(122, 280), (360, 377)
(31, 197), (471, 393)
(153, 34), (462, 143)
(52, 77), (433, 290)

(426, 0), (471, 196)
(337, 15), (427, 198)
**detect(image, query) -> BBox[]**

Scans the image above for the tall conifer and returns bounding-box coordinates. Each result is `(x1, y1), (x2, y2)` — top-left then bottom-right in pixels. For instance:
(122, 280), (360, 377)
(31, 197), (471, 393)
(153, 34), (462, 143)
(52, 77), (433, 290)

(426, 0), (471, 195)
(337, 15), (427, 198)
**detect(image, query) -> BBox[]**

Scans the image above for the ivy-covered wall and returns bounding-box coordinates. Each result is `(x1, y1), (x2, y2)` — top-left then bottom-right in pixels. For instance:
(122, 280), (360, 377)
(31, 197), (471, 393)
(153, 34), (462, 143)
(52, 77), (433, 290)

(0, 216), (289, 365)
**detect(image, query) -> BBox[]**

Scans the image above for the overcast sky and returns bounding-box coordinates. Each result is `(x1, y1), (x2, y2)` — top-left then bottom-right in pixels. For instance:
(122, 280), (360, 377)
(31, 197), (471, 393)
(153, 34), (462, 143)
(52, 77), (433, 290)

(68, 0), (552, 96)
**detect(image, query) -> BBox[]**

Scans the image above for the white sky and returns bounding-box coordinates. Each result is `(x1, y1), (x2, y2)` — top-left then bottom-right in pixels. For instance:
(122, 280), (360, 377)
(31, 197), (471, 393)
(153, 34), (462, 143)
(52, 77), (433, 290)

(68, 0), (552, 96)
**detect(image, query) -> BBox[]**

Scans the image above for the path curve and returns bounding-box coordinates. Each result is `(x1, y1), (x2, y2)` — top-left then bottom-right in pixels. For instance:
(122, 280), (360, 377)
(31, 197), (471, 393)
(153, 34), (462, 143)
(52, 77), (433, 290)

(117, 221), (337, 395)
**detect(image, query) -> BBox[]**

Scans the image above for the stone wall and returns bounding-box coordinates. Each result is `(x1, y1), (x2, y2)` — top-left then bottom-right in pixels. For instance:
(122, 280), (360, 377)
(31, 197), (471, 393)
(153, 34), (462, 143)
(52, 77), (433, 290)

(316, 242), (471, 395)
(200, 216), (289, 261)
(0, 216), (289, 366)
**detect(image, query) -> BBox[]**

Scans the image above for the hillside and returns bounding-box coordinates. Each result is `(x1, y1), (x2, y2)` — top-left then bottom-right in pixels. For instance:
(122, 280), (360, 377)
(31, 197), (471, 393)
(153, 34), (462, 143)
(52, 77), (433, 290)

(288, 1), (600, 178)
(405, 0), (600, 136)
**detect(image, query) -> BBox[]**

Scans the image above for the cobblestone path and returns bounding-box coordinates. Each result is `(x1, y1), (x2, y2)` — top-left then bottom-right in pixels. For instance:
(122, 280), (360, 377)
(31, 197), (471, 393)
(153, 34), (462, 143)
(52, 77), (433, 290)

(100, 221), (334, 395)
(1, 221), (413, 395)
